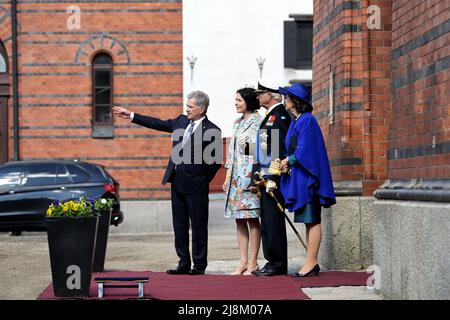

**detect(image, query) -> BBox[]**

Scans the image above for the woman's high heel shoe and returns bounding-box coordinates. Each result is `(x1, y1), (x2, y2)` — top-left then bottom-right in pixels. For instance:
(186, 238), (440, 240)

(291, 264), (320, 278)
(230, 266), (247, 275)
(243, 264), (259, 276)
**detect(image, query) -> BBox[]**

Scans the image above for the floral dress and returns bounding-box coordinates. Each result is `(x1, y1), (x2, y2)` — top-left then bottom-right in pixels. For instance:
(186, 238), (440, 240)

(224, 112), (261, 219)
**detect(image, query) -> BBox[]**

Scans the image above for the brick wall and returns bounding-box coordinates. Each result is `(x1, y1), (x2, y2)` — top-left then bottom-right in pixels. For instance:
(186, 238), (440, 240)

(312, 0), (392, 196)
(388, 0), (449, 179)
(0, 0), (183, 200)
(313, 0), (449, 195)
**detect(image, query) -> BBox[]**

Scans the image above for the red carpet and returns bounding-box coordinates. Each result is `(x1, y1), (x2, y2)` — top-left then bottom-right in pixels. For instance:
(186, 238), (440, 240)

(37, 270), (371, 300)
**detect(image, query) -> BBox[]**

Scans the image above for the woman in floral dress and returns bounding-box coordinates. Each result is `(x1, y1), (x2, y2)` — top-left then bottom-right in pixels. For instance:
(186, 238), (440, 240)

(223, 87), (262, 275)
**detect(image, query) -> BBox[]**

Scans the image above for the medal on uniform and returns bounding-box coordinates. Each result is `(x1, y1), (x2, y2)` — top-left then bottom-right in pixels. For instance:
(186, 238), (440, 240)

(266, 115), (276, 126)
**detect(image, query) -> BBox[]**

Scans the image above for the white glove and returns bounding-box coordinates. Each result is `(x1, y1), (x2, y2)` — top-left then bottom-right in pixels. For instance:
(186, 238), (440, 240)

(266, 179), (277, 193)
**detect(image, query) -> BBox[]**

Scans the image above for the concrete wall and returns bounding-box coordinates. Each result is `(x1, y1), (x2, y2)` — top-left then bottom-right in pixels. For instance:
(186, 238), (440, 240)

(109, 201), (174, 234)
(318, 197), (374, 271)
(373, 200), (450, 300)
(110, 196), (228, 235)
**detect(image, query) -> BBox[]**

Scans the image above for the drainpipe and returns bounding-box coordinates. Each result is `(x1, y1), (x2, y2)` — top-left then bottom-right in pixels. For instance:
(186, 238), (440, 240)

(361, 0), (374, 190)
(12, 0), (19, 160)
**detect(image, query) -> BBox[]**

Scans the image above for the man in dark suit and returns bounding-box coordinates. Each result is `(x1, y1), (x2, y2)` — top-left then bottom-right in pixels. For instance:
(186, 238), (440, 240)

(113, 90), (222, 275)
(251, 82), (292, 277)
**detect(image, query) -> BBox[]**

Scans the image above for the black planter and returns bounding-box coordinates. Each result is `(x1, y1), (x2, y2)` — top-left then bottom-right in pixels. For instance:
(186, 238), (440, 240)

(46, 216), (99, 297)
(92, 209), (112, 272)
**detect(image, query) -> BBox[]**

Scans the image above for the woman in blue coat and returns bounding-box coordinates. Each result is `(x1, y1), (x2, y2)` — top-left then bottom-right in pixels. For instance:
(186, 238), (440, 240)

(279, 83), (336, 277)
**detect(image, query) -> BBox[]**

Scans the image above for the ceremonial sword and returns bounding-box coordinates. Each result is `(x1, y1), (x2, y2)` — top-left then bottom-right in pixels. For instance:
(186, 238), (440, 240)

(250, 171), (308, 251)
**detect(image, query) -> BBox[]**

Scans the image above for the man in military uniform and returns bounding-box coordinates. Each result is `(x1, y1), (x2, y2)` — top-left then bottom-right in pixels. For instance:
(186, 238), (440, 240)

(252, 82), (292, 276)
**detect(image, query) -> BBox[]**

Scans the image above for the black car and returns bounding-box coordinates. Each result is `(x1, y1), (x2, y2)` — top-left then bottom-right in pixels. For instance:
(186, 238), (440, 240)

(0, 160), (123, 232)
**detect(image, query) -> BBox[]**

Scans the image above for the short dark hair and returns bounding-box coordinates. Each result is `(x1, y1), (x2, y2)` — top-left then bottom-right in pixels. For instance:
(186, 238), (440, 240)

(236, 87), (260, 112)
(289, 95), (313, 113)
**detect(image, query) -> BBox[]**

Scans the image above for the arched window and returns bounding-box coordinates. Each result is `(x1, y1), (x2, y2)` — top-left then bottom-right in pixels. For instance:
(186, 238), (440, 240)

(92, 53), (114, 138)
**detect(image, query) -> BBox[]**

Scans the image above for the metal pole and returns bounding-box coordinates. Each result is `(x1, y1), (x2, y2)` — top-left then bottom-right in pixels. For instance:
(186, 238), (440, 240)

(266, 189), (307, 251)
(283, 210), (307, 250)
(97, 283), (104, 299)
(138, 282), (144, 298)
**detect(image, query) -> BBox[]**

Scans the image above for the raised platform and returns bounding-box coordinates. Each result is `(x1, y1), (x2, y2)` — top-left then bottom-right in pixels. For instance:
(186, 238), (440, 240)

(37, 270), (371, 300)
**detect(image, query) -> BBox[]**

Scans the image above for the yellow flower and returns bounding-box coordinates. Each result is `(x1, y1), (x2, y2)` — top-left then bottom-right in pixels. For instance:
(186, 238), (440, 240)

(47, 208), (53, 216)
(72, 203), (79, 211)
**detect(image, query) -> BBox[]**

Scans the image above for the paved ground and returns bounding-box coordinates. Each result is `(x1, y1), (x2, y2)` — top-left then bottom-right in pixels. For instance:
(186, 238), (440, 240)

(0, 199), (383, 300)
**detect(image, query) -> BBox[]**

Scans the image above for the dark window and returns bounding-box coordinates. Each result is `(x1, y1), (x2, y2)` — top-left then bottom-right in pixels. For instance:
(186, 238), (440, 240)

(92, 53), (114, 138)
(56, 164), (71, 185)
(66, 164), (91, 183)
(24, 164), (57, 187)
(0, 50), (6, 73)
(0, 41), (6, 74)
(84, 164), (108, 181)
(284, 16), (313, 69)
(0, 166), (22, 191)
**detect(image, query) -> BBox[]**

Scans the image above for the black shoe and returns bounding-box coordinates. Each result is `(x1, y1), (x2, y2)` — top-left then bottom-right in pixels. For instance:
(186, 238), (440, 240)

(252, 266), (268, 275)
(166, 264), (190, 275)
(291, 264), (320, 278)
(253, 268), (286, 277)
(188, 267), (205, 275)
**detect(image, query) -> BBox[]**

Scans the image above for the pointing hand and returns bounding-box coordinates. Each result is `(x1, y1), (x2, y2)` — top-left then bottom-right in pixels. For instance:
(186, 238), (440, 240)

(112, 105), (131, 119)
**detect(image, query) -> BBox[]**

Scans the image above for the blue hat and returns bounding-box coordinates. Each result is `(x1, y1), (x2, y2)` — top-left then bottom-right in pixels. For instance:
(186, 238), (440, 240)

(279, 83), (312, 107)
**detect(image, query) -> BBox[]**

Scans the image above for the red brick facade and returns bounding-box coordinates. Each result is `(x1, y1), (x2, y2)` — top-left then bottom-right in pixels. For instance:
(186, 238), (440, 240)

(1, 1), (448, 200)
(0, 0), (183, 200)
(389, 0), (449, 180)
(313, 0), (449, 196)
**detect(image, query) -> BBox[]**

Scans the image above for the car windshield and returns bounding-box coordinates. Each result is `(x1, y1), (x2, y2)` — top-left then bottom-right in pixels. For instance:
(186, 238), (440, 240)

(23, 163), (57, 187)
(0, 166), (22, 192)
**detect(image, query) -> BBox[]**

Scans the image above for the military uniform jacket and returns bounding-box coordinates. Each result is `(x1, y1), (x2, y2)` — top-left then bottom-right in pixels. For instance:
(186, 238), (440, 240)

(254, 103), (292, 181)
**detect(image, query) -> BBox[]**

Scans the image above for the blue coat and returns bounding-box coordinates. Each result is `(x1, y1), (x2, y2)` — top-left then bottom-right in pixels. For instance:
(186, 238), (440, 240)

(281, 112), (336, 212)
